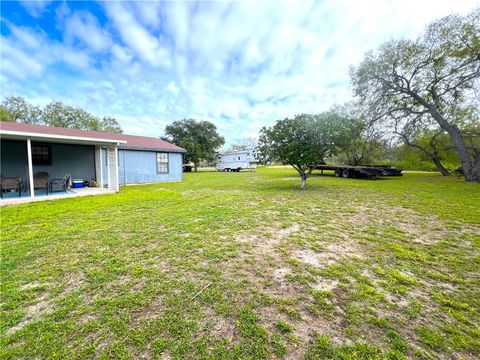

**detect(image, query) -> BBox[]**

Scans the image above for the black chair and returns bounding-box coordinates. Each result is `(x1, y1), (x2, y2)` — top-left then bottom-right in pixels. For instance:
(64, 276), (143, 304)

(0, 176), (22, 198)
(49, 174), (71, 193)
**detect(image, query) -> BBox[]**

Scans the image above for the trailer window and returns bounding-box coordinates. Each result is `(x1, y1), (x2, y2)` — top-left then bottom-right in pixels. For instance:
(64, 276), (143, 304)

(156, 152), (169, 174)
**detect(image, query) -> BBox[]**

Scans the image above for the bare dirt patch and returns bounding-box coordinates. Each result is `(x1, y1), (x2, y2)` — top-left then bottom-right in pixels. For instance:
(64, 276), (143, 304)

(201, 307), (237, 341)
(5, 292), (53, 336)
(60, 272), (86, 295)
(295, 242), (365, 268)
(129, 295), (165, 327)
(19, 282), (51, 291)
(314, 278), (340, 292)
(332, 204), (453, 245)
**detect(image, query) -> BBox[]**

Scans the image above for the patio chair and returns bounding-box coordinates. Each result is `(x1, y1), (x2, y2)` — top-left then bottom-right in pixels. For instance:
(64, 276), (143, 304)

(0, 176), (22, 198)
(33, 172), (49, 195)
(49, 174), (71, 193)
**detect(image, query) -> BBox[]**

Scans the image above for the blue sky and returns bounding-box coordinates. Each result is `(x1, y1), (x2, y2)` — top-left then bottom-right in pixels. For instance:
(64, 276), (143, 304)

(1, 0), (478, 145)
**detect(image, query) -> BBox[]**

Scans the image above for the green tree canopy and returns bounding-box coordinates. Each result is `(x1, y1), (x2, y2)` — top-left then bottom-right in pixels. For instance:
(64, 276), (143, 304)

(0, 96), (42, 124)
(257, 113), (340, 190)
(351, 8), (480, 181)
(164, 119), (225, 171)
(226, 137), (257, 152)
(0, 96), (123, 133)
(325, 104), (385, 166)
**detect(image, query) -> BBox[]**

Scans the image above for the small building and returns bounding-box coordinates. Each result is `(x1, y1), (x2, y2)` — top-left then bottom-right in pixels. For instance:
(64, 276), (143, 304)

(215, 149), (258, 172)
(0, 121), (186, 202)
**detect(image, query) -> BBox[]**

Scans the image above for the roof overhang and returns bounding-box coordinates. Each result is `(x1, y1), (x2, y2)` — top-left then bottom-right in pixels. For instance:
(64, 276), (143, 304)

(0, 130), (127, 146)
(119, 145), (187, 153)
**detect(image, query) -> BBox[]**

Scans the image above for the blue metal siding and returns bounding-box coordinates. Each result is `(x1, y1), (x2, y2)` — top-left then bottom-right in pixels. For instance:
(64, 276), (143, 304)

(0, 140), (28, 182)
(118, 149), (183, 185)
(1, 140), (95, 182)
(32, 143), (95, 181)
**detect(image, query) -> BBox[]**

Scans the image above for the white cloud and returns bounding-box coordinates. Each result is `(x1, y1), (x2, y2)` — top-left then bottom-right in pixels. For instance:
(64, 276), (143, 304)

(19, 0), (52, 18)
(103, 2), (171, 68)
(131, 1), (163, 29)
(54, 45), (92, 69)
(62, 11), (112, 52)
(2, 0), (479, 145)
(0, 35), (45, 79)
(111, 44), (133, 64)
(166, 81), (180, 96)
(0, 22), (93, 80)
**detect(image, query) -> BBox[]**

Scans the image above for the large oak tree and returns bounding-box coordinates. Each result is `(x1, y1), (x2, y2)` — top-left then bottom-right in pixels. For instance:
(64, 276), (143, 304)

(164, 119), (225, 171)
(351, 8), (480, 181)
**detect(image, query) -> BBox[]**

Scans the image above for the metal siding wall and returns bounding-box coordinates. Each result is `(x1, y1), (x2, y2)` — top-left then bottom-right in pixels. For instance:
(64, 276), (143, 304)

(32, 143), (95, 181)
(0, 140), (28, 181)
(1, 140), (95, 181)
(122, 150), (183, 184)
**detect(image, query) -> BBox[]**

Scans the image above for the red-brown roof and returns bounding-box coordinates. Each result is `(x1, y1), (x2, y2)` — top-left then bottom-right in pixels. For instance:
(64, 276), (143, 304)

(0, 121), (186, 153)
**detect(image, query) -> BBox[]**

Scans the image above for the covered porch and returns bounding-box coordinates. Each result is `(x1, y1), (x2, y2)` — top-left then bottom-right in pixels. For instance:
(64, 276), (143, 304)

(0, 129), (125, 204)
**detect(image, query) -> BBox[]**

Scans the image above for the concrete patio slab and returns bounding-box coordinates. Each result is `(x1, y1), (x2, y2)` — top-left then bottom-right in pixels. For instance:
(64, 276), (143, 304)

(0, 187), (115, 206)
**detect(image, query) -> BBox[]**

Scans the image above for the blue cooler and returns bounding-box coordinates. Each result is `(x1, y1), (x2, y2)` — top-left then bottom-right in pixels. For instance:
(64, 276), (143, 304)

(72, 179), (84, 188)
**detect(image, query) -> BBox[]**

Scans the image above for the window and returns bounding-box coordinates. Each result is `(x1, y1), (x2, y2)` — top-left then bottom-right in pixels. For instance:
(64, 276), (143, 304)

(156, 152), (169, 173)
(238, 156), (241, 160)
(32, 144), (51, 165)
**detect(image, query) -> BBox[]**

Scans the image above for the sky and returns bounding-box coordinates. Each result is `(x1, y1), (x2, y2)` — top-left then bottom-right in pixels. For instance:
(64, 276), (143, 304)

(1, 0), (478, 146)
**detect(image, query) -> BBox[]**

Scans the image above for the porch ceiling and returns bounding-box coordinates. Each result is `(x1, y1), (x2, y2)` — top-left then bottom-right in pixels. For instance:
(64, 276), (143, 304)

(0, 131), (126, 146)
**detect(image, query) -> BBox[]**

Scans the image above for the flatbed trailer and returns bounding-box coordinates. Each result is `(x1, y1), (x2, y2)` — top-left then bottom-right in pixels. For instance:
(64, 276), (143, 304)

(309, 164), (402, 178)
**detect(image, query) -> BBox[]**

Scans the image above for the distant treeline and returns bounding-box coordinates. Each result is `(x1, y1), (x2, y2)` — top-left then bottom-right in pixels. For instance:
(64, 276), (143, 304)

(0, 96), (123, 133)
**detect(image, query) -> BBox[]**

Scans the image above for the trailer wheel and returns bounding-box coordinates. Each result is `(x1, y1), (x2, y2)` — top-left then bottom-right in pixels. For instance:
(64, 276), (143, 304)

(334, 169), (342, 177)
(342, 169), (350, 178)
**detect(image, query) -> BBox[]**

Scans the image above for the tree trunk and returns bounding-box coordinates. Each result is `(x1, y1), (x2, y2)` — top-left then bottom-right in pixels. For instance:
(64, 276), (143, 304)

(194, 163), (198, 172)
(407, 92), (479, 181)
(301, 176), (307, 191)
(427, 106), (479, 181)
(465, 157), (480, 182)
(432, 156), (450, 176)
(400, 133), (451, 176)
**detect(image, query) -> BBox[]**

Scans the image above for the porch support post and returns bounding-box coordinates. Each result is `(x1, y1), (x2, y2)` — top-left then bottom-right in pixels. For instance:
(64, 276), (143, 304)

(26, 139), (34, 198)
(115, 146), (119, 192)
(94, 146), (103, 188)
(106, 145), (119, 192)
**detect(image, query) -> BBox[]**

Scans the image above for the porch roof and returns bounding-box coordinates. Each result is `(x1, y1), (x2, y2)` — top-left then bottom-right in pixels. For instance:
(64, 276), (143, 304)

(0, 122), (186, 152)
(0, 121), (126, 146)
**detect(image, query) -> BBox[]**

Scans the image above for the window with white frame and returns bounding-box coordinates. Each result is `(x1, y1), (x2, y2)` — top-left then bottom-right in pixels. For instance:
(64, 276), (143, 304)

(156, 152), (169, 173)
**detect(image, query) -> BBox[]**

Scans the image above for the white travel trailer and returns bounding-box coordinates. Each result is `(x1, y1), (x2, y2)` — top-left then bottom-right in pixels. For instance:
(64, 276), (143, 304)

(216, 150), (258, 172)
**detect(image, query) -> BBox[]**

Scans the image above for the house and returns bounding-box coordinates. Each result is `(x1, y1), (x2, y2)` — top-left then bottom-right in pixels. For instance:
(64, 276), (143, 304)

(0, 121), (186, 201)
(215, 149), (258, 172)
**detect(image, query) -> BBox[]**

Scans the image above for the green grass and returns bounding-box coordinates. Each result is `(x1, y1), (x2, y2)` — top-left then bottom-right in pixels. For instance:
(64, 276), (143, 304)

(1, 167), (479, 359)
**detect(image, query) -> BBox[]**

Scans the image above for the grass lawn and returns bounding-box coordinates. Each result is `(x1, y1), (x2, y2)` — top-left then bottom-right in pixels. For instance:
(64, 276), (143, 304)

(1, 167), (479, 359)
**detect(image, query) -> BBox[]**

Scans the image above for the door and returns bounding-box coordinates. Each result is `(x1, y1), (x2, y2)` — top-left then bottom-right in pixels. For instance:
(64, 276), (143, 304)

(101, 147), (108, 188)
